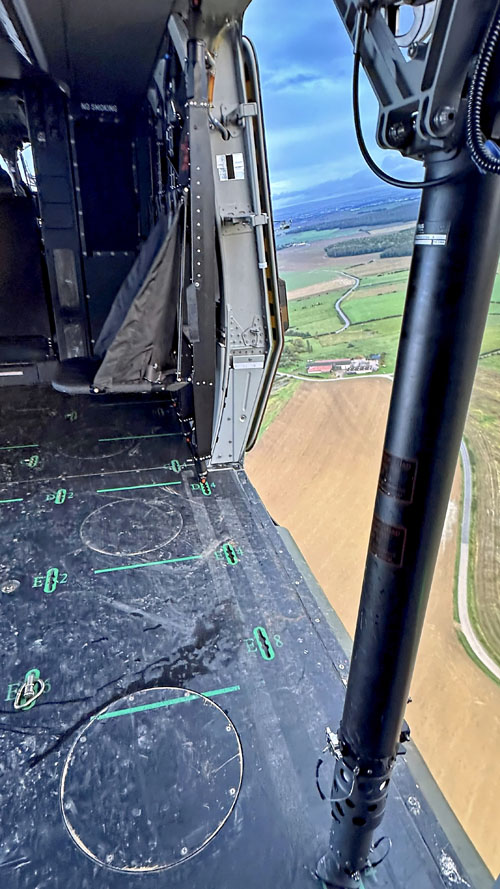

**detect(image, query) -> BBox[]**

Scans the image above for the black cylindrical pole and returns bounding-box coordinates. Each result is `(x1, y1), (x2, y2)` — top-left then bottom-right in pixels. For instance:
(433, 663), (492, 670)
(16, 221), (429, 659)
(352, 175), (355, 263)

(317, 151), (500, 887)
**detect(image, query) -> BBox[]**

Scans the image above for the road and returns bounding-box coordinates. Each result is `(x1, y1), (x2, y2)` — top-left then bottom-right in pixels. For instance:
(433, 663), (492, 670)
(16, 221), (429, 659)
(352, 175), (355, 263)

(457, 440), (500, 681)
(334, 273), (359, 333)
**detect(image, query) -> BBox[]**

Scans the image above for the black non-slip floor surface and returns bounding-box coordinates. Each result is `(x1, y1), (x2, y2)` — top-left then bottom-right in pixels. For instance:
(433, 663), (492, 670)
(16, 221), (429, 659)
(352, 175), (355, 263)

(0, 387), (473, 888)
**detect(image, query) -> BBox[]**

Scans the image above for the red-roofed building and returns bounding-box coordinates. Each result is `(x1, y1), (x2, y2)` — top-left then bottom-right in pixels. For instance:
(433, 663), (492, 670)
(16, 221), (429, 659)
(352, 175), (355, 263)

(307, 363), (332, 374)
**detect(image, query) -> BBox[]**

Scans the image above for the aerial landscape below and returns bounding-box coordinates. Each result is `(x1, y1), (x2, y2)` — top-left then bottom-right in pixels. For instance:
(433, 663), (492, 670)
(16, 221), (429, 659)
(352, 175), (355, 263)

(248, 182), (500, 876)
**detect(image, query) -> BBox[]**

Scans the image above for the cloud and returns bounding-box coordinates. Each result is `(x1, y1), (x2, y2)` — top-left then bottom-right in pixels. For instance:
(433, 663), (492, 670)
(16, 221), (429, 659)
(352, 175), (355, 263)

(261, 68), (331, 92)
(243, 0), (422, 201)
(243, 0), (372, 192)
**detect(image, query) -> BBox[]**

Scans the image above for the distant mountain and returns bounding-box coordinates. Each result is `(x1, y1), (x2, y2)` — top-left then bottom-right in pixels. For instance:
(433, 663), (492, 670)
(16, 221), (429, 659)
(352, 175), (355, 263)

(272, 166), (421, 218)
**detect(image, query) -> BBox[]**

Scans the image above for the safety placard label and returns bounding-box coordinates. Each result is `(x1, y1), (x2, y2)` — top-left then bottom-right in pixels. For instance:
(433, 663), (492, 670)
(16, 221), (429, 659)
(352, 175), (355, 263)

(379, 451), (417, 503)
(369, 515), (406, 567)
(216, 153), (245, 181)
(415, 220), (449, 246)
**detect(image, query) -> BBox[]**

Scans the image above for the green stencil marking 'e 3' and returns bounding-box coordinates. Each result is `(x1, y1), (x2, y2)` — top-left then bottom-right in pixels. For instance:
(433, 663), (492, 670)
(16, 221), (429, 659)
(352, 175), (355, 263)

(22, 455), (39, 468)
(167, 459), (183, 473)
(10, 669), (51, 711)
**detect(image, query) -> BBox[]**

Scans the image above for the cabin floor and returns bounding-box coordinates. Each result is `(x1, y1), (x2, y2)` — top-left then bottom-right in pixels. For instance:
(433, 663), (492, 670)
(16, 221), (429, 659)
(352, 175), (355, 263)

(0, 387), (472, 888)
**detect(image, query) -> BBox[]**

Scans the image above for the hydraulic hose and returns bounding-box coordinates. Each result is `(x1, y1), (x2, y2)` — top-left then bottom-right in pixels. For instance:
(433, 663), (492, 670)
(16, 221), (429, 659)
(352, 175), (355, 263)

(467, 1), (500, 174)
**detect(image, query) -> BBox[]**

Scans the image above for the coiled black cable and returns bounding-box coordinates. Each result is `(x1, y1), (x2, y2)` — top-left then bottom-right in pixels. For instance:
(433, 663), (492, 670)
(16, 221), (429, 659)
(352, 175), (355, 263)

(352, 8), (457, 189)
(466, 1), (500, 174)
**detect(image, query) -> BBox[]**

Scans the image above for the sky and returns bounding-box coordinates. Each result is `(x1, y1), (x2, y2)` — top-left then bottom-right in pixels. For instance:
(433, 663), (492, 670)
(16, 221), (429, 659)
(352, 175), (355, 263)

(243, 0), (418, 202)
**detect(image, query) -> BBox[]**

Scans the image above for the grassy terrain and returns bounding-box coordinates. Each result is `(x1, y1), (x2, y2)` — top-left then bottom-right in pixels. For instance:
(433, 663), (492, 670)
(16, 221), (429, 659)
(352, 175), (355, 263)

(283, 314), (403, 374)
(456, 630), (500, 687)
(282, 273), (407, 372)
(276, 226), (363, 249)
(356, 269), (410, 289)
(464, 366), (500, 668)
(288, 288), (345, 335)
(452, 453), (464, 624)
(343, 288), (406, 324)
(258, 377), (301, 437)
(476, 313), (500, 354)
(280, 267), (345, 292)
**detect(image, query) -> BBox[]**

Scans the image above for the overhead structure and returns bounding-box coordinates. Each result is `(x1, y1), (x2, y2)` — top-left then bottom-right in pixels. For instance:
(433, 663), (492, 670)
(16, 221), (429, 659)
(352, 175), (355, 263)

(0, 0), (285, 470)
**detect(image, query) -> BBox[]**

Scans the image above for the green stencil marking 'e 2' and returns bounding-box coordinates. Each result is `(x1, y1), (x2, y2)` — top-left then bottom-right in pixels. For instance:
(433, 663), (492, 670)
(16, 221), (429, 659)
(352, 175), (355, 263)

(33, 567), (68, 594)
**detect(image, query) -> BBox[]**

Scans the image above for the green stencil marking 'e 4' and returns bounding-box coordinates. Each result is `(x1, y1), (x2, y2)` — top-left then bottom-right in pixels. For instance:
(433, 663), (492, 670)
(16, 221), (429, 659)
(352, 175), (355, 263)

(46, 488), (74, 505)
(215, 543), (243, 565)
(33, 567), (68, 594)
(191, 479), (215, 496)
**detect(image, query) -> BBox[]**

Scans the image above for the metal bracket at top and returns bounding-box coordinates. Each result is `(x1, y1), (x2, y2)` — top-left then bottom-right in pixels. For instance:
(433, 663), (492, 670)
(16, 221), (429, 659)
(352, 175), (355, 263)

(221, 102), (258, 126)
(220, 209), (268, 227)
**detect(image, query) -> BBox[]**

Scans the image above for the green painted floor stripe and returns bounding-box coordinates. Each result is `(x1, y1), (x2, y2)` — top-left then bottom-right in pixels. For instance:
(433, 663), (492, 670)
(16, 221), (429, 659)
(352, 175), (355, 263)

(0, 444), (38, 451)
(97, 480), (181, 493)
(97, 685), (241, 720)
(98, 433), (179, 442)
(321, 880), (365, 888)
(94, 554), (202, 574)
(0, 498), (23, 504)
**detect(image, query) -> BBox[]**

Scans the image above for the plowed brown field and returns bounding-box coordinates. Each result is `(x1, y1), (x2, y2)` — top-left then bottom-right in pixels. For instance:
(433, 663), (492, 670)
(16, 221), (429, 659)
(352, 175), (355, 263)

(246, 378), (500, 875)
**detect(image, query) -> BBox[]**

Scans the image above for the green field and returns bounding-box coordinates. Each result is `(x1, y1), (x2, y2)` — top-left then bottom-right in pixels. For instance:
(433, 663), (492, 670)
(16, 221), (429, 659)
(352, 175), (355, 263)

(276, 226), (363, 249)
(258, 377), (301, 437)
(343, 289), (406, 324)
(280, 267), (345, 292)
(477, 312), (500, 353)
(356, 270), (410, 289)
(288, 288), (345, 335)
(279, 270), (500, 377)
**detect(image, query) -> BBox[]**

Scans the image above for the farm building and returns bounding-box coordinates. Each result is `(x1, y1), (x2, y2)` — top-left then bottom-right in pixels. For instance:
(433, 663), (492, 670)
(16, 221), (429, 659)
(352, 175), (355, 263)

(307, 364), (331, 374)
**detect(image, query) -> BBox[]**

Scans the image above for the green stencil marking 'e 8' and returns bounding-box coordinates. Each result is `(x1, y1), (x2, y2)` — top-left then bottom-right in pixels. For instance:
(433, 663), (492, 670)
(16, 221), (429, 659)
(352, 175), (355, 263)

(244, 627), (283, 660)
(254, 626), (275, 660)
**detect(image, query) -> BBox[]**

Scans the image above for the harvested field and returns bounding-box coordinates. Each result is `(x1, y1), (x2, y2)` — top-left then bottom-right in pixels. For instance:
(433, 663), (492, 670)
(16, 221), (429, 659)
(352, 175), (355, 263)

(278, 236), (412, 286)
(246, 378), (500, 875)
